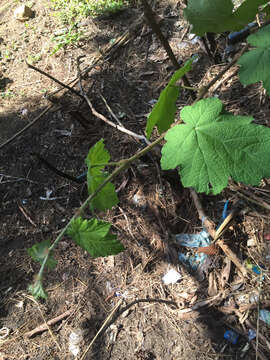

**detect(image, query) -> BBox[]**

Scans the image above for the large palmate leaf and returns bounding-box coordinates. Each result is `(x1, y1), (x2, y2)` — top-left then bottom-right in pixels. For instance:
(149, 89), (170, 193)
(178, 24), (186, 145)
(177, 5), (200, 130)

(86, 139), (118, 211)
(146, 59), (193, 139)
(67, 217), (124, 257)
(184, 0), (268, 36)
(237, 24), (270, 94)
(161, 98), (270, 194)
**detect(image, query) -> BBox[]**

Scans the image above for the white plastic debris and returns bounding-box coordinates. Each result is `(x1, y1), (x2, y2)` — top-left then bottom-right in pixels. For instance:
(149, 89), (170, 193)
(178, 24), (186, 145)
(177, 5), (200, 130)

(162, 269), (181, 285)
(69, 329), (84, 357)
(132, 193), (147, 209)
(188, 33), (200, 44)
(15, 300), (24, 309)
(21, 108), (28, 116)
(0, 327), (10, 339)
(40, 189), (63, 201)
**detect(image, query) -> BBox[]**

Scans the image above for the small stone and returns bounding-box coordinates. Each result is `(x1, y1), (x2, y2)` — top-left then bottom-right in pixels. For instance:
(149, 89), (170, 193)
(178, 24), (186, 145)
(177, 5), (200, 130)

(14, 5), (34, 22)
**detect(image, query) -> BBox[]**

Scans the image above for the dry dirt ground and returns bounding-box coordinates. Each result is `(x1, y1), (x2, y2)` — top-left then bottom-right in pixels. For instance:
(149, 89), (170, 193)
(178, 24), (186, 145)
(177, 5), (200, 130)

(1, 1), (270, 359)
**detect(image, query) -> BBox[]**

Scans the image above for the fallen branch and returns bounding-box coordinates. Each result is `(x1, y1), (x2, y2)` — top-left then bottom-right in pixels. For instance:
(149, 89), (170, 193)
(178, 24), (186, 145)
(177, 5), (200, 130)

(24, 308), (74, 338)
(26, 61), (83, 99)
(83, 92), (150, 143)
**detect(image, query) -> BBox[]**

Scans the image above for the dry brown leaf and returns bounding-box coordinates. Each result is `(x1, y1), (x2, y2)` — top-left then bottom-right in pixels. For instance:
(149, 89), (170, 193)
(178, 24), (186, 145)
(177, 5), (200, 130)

(219, 257), (231, 289)
(197, 244), (218, 255)
(208, 271), (218, 297)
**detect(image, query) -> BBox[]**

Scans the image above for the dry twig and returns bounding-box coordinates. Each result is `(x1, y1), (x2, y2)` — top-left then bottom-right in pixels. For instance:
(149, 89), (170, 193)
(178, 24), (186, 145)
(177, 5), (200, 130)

(24, 308), (75, 338)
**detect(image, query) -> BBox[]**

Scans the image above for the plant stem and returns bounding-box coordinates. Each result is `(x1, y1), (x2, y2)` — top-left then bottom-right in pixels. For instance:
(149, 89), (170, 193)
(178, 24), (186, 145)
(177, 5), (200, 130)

(180, 85), (199, 92)
(35, 134), (165, 287)
(90, 161), (124, 168)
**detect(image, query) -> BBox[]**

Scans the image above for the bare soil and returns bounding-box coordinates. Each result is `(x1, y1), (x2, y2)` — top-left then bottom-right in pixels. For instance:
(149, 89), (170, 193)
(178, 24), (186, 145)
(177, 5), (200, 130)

(1, 1), (270, 359)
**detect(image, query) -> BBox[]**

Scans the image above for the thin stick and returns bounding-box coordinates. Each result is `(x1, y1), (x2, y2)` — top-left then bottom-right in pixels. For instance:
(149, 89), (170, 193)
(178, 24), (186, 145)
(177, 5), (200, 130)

(83, 93), (150, 142)
(79, 299), (123, 360)
(80, 56), (146, 144)
(216, 239), (247, 277)
(201, 36), (215, 62)
(0, 105), (54, 150)
(210, 67), (239, 94)
(197, 44), (248, 101)
(17, 204), (37, 227)
(99, 93), (151, 145)
(110, 298), (177, 319)
(28, 298), (62, 351)
(256, 273), (264, 360)
(24, 308), (74, 338)
(26, 61), (83, 99)
(230, 184), (270, 211)
(34, 153), (82, 184)
(100, 93), (124, 127)
(77, 59), (151, 145)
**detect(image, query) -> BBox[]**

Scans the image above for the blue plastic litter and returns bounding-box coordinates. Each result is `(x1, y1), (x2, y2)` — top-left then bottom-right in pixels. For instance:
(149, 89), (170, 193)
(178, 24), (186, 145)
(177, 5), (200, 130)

(222, 200), (229, 222)
(228, 22), (257, 45)
(252, 265), (261, 275)
(248, 329), (256, 341)
(259, 309), (270, 325)
(175, 201), (230, 272)
(225, 23), (257, 55)
(176, 230), (210, 271)
(224, 330), (239, 344)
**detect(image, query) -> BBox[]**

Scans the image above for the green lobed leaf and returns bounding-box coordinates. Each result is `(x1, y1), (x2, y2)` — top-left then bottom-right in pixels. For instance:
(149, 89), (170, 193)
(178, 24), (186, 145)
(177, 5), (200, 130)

(184, 0), (268, 36)
(146, 59), (193, 139)
(67, 216), (124, 257)
(161, 98), (270, 194)
(237, 24), (270, 94)
(27, 239), (57, 269)
(28, 279), (48, 299)
(86, 139), (118, 211)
